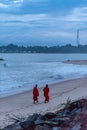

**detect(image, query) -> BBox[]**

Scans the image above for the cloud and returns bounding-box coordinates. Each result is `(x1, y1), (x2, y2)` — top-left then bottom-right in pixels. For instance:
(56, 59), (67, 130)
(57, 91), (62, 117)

(0, 0), (87, 45)
(0, 3), (8, 8)
(13, 0), (23, 4)
(63, 7), (87, 22)
(0, 0), (86, 17)
(0, 0), (86, 16)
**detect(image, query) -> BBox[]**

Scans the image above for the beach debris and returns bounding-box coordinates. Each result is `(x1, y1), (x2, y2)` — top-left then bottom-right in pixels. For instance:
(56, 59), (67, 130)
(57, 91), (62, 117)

(8, 114), (23, 123)
(2, 98), (87, 130)
(61, 97), (71, 109)
(20, 113), (39, 130)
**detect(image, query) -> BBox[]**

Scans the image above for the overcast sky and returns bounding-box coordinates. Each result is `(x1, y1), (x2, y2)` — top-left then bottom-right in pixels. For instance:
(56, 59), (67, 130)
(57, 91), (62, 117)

(0, 0), (87, 46)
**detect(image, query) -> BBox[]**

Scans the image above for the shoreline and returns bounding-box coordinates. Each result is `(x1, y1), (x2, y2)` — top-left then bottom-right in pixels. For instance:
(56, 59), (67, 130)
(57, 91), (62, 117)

(63, 59), (87, 65)
(0, 59), (87, 128)
(1, 59), (87, 99)
(0, 75), (86, 99)
(0, 73), (86, 99)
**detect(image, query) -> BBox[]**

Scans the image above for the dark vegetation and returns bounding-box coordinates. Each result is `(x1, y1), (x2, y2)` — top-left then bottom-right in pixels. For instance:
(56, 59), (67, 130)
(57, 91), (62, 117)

(0, 44), (87, 53)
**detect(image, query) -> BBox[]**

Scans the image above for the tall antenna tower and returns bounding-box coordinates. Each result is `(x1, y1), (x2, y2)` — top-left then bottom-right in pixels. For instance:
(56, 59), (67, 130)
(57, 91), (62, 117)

(77, 29), (80, 46)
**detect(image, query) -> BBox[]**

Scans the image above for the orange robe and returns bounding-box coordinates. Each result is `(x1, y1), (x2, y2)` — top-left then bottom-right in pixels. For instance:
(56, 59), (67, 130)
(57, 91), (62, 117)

(33, 87), (39, 101)
(43, 86), (49, 102)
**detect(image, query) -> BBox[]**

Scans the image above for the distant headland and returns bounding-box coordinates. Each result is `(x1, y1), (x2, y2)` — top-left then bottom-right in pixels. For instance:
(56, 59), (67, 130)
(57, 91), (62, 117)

(0, 44), (87, 53)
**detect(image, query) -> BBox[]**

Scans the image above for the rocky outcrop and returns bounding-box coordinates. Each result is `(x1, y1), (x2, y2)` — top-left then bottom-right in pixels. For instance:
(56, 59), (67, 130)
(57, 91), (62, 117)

(2, 98), (87, 130)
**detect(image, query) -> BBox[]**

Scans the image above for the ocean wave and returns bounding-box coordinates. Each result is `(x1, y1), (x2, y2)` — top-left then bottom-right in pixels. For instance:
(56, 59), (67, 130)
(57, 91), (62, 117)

(49, 74), (64, 80)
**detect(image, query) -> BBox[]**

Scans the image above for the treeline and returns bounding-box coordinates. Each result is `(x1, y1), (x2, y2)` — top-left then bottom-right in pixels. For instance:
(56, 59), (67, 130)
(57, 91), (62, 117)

(0, 44), (87, 53)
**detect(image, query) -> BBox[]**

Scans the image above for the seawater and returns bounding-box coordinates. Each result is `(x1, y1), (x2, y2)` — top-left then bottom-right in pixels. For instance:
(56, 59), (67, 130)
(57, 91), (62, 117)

(0, 53), (87, 97)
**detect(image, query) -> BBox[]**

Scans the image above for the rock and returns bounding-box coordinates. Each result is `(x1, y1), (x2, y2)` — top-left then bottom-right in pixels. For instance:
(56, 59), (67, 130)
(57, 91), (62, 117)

(80, 124), (87, 130)
(35, 114), (44, 125)
(43, 120), (59, 126)
(52, 127), (60, 130)
(34, 125), (43, 130)
(71, 123), (81, 130)
(42, 112), (57, 120)
(20, 113), (39, 130)
(41, 124), (51, 130)
(59, 109), (70, 117)
(2, 123), (22, 130)
(34, 124), (51, 130)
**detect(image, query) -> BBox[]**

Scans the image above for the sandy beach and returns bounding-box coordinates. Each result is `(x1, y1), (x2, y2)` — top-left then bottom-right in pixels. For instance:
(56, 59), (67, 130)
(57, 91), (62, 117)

(63, 60), (87, 65)
(0, 60), (87, 128)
